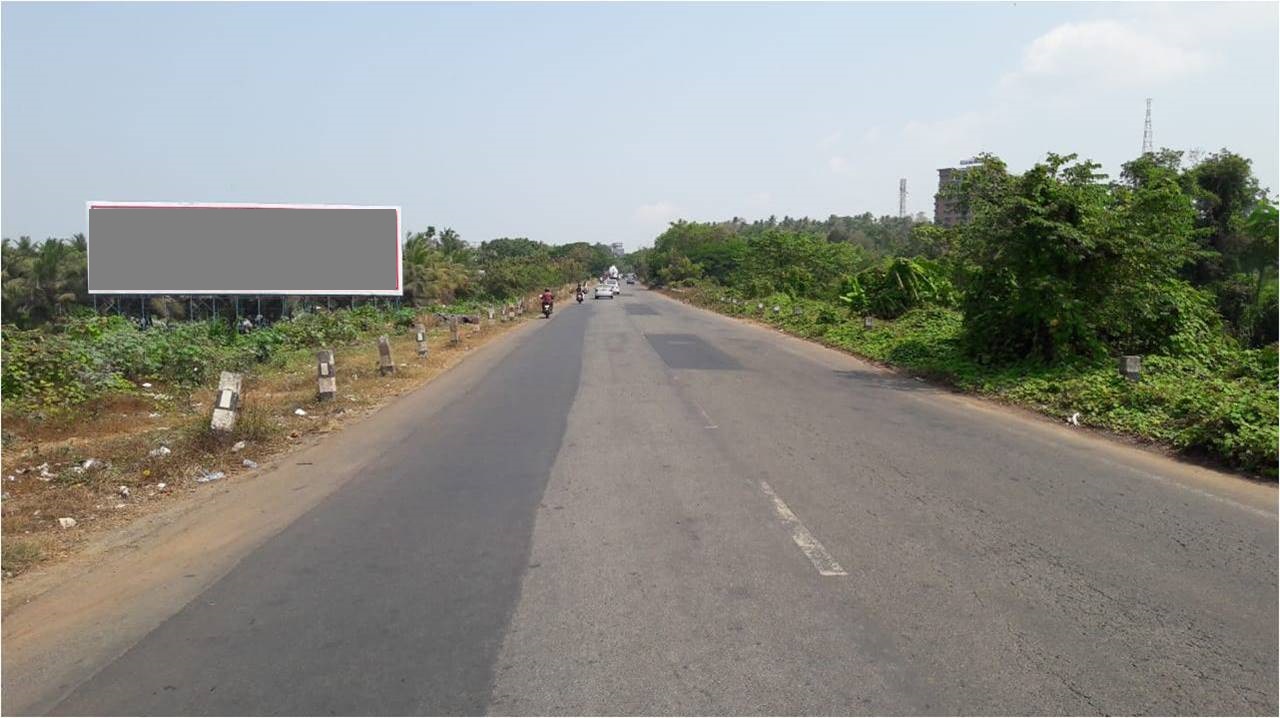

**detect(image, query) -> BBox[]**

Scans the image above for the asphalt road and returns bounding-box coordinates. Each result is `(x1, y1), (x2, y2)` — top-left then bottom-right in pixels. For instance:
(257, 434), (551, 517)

(43, 287), (1278, 715)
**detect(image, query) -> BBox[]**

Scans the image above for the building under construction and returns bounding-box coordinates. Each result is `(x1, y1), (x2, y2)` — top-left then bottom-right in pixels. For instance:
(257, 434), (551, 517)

(934, 157), (984, 227)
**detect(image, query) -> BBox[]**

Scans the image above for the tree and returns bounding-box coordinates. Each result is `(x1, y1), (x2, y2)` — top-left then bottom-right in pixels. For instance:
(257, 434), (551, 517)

(401, 232), (472, 306)
(478, 237), (543, 262)
(1120, 148), (1185, 189)
(437, 228), (469, 260)
(1186, 150), (1267, 281)
(1, 235), (88, 327)
(959, 153), (1204, 362)
(1236, 200), (1280, 345)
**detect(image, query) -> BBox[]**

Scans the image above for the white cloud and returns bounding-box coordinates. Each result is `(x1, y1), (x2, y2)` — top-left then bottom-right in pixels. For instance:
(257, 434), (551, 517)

(634, 201), (681, 225)
(828, 156), (851, 174)
(897, 14), (1213, 163)
(1000, 19), (1209, 92)
(818, 130), (843, 149)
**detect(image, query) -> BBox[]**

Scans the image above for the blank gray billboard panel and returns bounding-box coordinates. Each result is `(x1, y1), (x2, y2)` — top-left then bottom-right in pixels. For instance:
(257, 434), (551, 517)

(87, 203), (402, 295)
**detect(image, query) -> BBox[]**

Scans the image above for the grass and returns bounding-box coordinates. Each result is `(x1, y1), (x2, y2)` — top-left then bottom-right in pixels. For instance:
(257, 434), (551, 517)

(2, 538), (43, 574)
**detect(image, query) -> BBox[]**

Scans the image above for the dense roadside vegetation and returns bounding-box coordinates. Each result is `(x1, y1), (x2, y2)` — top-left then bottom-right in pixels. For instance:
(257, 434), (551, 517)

(634, 149), (1278, 477)
(2, 231), (611, 413)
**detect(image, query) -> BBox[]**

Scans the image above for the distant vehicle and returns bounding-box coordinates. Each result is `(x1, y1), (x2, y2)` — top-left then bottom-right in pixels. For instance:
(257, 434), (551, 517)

(626, 277), (635, 285)
(608, 265), (620, 280)
(606, 278), (621, 295)
(594, 284), (615, 299)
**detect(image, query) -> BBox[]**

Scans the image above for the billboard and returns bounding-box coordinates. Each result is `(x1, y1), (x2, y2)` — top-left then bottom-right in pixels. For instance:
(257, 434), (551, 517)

(87, 202), (402, 295)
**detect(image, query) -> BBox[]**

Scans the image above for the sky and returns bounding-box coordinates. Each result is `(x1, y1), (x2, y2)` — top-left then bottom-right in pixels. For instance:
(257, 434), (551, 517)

(3, 2), (1277, 251)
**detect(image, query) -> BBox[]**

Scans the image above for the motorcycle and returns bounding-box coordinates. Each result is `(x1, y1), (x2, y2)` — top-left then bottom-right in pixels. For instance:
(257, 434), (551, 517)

(576, 291), (584, 304)
(542, 302), (553, 319)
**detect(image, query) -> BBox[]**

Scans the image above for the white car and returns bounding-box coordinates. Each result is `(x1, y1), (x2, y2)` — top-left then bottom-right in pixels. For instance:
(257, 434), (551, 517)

(606, 279), (622, 295)
(594, 285), (615, 299)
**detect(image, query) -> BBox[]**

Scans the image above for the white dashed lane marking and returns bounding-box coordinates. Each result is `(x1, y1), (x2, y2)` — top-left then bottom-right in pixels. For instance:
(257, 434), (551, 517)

(759, 480), (848, 577)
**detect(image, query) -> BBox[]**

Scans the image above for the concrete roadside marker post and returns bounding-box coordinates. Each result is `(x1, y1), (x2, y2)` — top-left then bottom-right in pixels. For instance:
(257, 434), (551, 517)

(210, 371), (242, 432)
(1120, 355), (1142, 382)
(863, 316), (875, 329)
(487, 306), (495, 324)
(378, 335), (395, 376)
(316, 349), (336, 401)
(449, 316), (460, 346)
(415, 324), (428, 358)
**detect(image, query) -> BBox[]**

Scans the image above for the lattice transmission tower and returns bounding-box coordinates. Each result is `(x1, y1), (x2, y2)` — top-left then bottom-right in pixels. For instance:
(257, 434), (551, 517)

(1142, 98), (1153, 155)
(898, 178), (907, 218)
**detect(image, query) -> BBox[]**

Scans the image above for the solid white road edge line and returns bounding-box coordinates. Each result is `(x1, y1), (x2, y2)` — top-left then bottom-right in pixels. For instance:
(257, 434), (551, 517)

(759, 480), (848, 577)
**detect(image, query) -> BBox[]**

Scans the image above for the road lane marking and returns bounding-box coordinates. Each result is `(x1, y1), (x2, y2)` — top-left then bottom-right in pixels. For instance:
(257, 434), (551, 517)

(759, 481), (848, 576)
(691, 398), (718, 429)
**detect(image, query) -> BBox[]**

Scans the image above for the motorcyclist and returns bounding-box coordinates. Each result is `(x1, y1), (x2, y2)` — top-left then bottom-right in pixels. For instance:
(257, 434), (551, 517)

(541, 288), (555, 309)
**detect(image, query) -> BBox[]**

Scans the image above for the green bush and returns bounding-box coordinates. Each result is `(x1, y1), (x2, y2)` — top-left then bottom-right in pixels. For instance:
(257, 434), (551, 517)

(2, 305), (417, 412)
(839, 257), (957, 319)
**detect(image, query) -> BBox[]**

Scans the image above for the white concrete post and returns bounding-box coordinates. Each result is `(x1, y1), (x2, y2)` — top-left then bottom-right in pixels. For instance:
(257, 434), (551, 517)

(863, 316), (875, 329)
(1120, 355), (1142, 382)
(415, 324), (428, 358)
(449, 316), (460, 346)
(316, 349), (336, 401)
(210, 371), (242, 432)
(378, 335), (395, 376)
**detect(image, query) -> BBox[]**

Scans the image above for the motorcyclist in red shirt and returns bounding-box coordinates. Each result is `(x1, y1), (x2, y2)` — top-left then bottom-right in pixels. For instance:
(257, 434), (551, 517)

(540, 288), (555, 315)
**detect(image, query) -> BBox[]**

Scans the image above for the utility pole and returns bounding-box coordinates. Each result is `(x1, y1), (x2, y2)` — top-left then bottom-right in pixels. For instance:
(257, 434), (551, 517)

(898, 178), (908, 218)
(1142, 98), (1153, 155)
